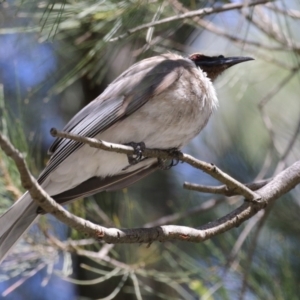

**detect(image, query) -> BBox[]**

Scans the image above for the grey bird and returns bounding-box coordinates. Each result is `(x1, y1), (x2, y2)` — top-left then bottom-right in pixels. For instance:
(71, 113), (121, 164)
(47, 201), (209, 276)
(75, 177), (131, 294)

(0, 52), (253, 262)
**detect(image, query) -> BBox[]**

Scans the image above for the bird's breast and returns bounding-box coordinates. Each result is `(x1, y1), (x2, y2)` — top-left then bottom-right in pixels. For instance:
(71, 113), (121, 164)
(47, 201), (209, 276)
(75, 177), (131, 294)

(102, 66), (218, 149)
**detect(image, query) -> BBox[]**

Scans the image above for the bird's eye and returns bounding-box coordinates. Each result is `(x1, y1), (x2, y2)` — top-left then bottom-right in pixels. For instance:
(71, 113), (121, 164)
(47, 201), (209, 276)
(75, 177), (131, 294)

(218, 55), (224, 59)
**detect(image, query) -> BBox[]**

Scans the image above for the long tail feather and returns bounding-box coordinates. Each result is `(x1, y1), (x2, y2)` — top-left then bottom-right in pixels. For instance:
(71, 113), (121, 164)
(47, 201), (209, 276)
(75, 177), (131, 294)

(0, 193), (38, 263)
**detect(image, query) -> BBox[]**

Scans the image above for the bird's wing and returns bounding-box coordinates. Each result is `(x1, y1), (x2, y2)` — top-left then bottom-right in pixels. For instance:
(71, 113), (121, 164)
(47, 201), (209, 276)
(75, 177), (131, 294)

(52, 159), (158, 204)
(39, 54), (185, 184)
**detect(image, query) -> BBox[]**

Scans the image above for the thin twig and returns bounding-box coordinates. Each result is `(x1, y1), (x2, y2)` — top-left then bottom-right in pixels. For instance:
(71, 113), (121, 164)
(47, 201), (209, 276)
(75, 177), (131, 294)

(214, 209), (269, 298)
(258, 69), (299, 108)
(257, 70), (299, 165)
(144, 198), (224, 228)
(274, 116), (300, 174)
(2, 263), (46, 296)
(87, 199), (115, 227)
(238, 205), (273, 300)
(226, 210), (264, 270)
(243, 7), (300, 50)
(168, 0), (283, 52)
(266, 3), (300, 19)
(109, 0), (272, 42)
(183, 179), (270, 196)
(0, 157), (23, 199)
(253, 149), (273, 181)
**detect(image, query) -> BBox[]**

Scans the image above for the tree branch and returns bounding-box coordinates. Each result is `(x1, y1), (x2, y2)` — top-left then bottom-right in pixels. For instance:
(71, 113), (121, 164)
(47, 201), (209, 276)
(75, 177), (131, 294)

(1, 131), (299, 246)
(109, 0), (272, 42)
(168, 0), (283, 52)
(183, 179), (271, 196)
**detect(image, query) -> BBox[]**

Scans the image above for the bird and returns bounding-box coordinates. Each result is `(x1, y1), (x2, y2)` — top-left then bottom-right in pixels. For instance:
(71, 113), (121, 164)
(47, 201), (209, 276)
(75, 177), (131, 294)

(0, 52), (253, 262)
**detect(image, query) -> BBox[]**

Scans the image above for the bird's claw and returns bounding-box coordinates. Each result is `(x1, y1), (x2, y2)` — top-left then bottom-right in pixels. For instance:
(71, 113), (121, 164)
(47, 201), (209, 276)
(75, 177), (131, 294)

(36, 207), (45, 214)
(158, 158), (179, 170)
(158, 148), (182, 170)
(126, 141), (146, 165)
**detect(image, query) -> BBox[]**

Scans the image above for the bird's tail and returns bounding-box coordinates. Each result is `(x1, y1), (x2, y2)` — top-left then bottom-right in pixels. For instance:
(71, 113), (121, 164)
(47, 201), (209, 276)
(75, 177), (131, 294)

(0, 192), (38, 263)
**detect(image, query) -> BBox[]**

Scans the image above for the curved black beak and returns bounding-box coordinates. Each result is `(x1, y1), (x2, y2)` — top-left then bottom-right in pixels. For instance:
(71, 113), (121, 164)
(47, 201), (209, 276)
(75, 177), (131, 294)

(197, 56), (254, 67)
(189, 53), (254, 81)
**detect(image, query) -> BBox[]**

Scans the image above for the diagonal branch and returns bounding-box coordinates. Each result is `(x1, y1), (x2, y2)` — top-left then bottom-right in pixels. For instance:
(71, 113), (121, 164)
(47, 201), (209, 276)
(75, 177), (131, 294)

(168, 0), (283, 52)
(183, 179), (271, 196)
(109, 0), (272, 42)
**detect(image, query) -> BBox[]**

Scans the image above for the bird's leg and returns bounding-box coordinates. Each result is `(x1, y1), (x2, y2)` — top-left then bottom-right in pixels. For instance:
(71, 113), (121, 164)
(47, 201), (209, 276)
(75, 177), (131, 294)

(158, 148), (182, 170)
(125, 141), (146, 165)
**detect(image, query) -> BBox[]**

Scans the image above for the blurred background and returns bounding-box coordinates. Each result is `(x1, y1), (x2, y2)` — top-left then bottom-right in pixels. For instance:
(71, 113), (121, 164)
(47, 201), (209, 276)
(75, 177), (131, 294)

(0, 0), (300, 299)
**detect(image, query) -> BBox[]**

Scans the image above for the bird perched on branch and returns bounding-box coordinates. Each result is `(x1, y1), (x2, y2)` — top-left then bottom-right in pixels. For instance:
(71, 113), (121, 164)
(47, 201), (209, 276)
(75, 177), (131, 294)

(0, 52), (253, 262)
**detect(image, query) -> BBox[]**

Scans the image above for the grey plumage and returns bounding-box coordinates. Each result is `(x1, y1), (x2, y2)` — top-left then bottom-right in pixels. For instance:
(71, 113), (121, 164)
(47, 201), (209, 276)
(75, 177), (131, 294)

(0, 53), (253, 263)
(0, 193), (38, 261)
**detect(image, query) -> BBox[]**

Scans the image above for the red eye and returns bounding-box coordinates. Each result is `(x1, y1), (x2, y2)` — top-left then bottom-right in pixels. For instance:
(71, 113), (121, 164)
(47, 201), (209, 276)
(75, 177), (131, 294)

(189, 53), (206, 61)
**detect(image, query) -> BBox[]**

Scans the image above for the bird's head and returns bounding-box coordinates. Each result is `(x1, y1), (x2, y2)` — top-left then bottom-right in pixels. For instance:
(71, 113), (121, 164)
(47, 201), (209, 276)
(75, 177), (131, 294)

(189, 53), (254, 82)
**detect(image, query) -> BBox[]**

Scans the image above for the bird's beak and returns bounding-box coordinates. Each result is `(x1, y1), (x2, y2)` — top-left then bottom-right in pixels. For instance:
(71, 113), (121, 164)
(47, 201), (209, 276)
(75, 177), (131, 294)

(219, 56), (254, 67)
(199, 56), (254, 67)
(189, 54), (254, 81)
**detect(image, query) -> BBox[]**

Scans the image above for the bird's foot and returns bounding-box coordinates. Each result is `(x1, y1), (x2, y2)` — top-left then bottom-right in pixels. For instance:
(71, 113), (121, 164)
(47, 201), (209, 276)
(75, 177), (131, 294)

(158, 158), (177, 170)
(36, 207), (45, 214)
(126, 141), (146, 165)
(158, 148), (182, 170)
